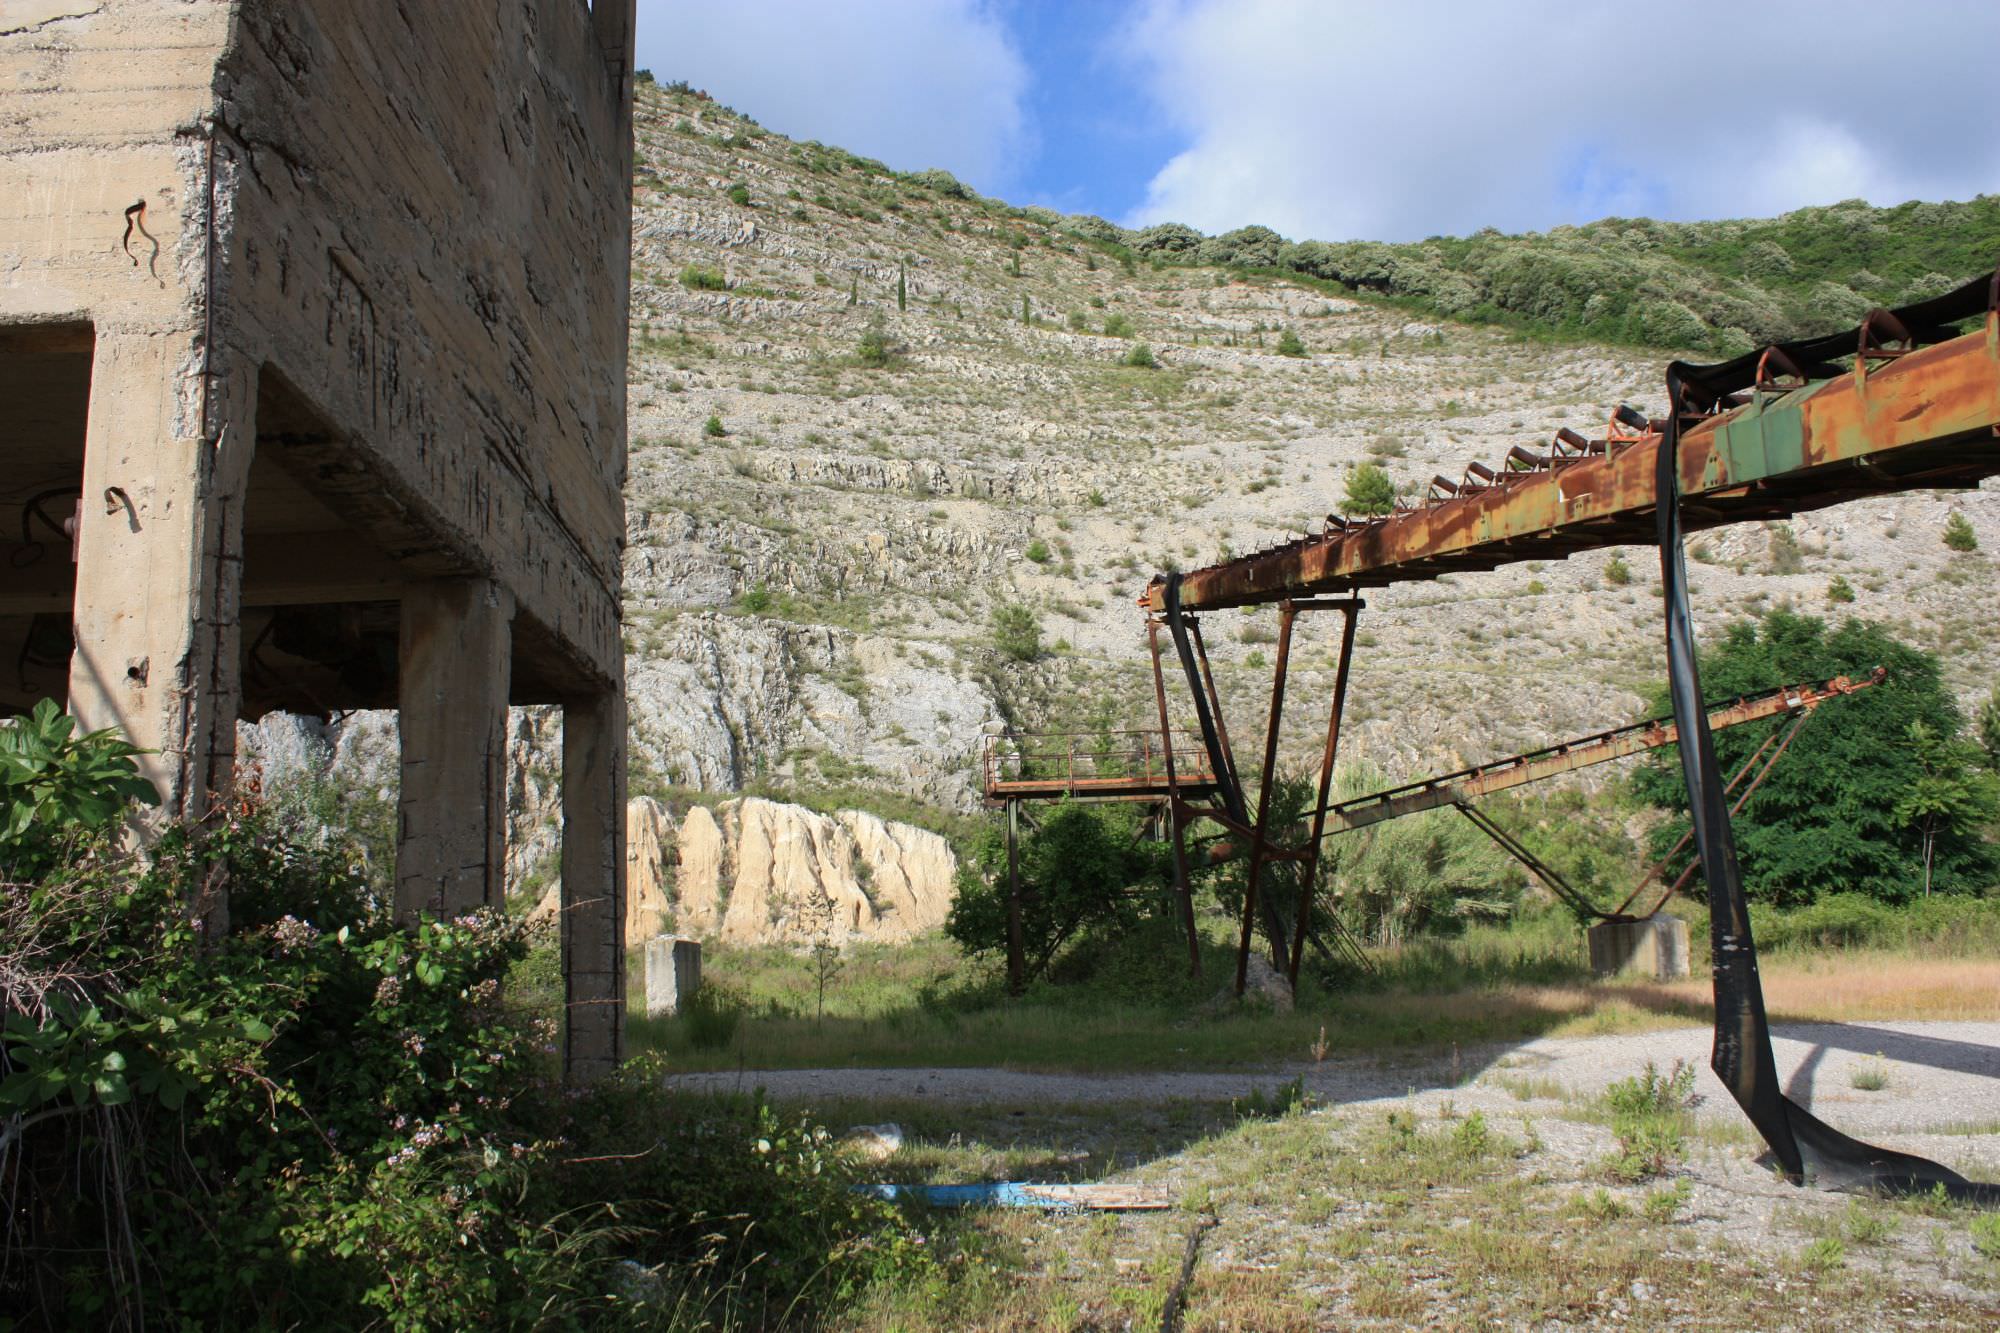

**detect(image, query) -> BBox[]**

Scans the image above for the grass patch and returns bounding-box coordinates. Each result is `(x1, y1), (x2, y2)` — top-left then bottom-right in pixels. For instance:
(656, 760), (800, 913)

(628, 915), (2000, 1074)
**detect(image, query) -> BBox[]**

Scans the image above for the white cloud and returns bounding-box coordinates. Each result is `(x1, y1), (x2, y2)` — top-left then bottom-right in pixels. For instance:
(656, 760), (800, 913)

(634, 0), (1031, 192)
(1121, 0), (2000, 240)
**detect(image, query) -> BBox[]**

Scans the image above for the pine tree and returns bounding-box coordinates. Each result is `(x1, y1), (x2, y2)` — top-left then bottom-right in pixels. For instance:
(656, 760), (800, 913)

(1343, 463), (1396, 516)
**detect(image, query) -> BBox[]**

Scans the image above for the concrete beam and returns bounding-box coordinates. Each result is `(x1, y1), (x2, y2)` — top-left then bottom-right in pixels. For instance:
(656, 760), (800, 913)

(0, 531), (404, 615)
(561, 688), (626, 1081)
(394, 578), (513, 921)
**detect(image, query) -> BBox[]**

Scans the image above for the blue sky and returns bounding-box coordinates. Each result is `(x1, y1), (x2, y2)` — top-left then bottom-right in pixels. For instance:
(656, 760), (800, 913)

(634, 1), (2000, 244)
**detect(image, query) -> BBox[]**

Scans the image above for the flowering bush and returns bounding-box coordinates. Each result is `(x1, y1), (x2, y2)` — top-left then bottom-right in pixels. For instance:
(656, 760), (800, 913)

(2, 714), (929, 1328)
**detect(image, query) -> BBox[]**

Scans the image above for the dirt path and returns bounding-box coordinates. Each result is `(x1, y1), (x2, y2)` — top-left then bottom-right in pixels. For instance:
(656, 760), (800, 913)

(666, 1018), (2000, 1144)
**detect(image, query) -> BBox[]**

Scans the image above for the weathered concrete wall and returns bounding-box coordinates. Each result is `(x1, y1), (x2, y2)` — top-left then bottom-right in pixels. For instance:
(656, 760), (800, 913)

(0, 1), (238, 809)
(212, 0), (631, 685)
(1, 0), (637, 1078)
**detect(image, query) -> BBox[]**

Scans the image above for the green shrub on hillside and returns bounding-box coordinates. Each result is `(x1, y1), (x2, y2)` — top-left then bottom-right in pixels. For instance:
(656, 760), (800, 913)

(1061, 195), (2000, 354)
(855, 320), (895, 368)
(1343, 463), (1396, 517)
(680, 264), (727, 291)
(1633, 610), (1999, 904)
(1276, 327), (1306, 357)
(991, 603), (1041, 661)
(1944, 511), (1979, 552)
(1102, 312), (1135, 338)
(1122, 341), (1158, 368)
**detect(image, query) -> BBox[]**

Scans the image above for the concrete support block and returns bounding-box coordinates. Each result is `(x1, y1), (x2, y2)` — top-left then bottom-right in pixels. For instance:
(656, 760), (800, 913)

(644, 937), (701, 1018)
(69, 335), (254, 822)
(1587, 915), (1691, 980)
(395, 579), (513, 921)
(562, 689), (627, 1082)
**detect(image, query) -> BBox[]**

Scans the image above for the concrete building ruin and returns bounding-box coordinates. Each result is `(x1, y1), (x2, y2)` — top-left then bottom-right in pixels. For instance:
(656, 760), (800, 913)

(1, 0), (636, 1078)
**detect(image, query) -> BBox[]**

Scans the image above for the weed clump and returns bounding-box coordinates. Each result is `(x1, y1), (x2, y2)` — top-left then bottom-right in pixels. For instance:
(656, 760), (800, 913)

(1602, 1060), (1698, 1181)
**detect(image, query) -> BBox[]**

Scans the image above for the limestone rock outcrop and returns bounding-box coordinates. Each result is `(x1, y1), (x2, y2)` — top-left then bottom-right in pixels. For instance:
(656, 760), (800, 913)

(662, 796), (955, 948)
(626, 796), (673, 941)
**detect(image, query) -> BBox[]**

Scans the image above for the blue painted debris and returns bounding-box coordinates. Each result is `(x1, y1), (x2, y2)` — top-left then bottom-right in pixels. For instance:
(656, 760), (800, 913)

(858, 1182), (1171, 1212)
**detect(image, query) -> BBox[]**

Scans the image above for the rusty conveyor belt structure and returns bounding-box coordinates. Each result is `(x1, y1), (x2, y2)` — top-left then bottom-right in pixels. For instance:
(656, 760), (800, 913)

(1146, 277), (2000, 614)
(1131, 266), (2000, 1201)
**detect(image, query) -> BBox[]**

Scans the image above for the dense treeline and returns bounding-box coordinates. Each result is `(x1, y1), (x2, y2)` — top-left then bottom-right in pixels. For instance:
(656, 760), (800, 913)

(1067, 197), (2000, 355)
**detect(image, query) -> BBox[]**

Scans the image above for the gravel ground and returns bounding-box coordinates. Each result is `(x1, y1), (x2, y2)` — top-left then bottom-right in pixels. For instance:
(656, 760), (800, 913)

(672, 1020), (2000, 1318)
(667, 1019), (2000, 1182)
(667, 1020), (2000, 1132)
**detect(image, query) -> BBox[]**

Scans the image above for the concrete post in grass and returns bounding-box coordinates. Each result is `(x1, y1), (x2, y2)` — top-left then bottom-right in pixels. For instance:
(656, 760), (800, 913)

(645, 937), (702, 1017)
(1587, 915), (1690, 980)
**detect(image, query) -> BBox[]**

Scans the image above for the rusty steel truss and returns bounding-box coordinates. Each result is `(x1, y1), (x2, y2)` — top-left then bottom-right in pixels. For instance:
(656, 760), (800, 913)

(1135, 266), (2000, 995)
(1329, 670), (1882, 922)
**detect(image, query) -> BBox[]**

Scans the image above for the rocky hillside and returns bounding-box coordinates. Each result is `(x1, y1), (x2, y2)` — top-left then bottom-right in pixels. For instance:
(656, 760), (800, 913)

(243, 83), (1999, 924)
(616, 83), (1999, 822)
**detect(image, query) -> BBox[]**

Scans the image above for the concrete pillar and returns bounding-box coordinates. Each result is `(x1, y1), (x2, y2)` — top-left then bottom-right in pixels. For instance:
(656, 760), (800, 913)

(395, 578), (513, 921)
(644, 937), (700, 1018)
(562, 688), (627, 1081)
(68, 335), (254, 820)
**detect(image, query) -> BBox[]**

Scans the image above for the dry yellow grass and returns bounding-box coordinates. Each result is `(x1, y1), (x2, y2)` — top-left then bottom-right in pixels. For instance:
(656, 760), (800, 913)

(1346, 954), (2000, 1047)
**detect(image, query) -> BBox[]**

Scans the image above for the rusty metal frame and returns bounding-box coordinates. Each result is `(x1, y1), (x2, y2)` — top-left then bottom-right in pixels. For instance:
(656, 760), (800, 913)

(1145, 594), (1366, 995)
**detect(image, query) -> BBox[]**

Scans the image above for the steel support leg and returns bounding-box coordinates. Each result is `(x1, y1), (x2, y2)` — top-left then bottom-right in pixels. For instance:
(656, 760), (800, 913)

(1187, 616), (1241, 798)
(1148, 619), (1203, 977)
(1236, 601), (1297, 994)
(1006, 799), (1024, 996)
(1289, 599), (1362, 990)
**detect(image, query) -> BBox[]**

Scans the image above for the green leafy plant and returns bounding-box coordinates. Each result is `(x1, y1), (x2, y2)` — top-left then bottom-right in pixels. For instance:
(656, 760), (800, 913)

(704, 413), (727, 438)
(679, 264), (727, 291)
(1602, 1060), (1698, 1182)
(1892, 719), (1999, 897)
(725, 181), (751, 206)
(1943, 511), (1978, 552)
(1102, 312), (1134, 338)
(0, 699), (158, 880)
(1122, 342), (1158, 368)
(1826, 574), (1856, 603)
(3, 779), (926, 1326)
(1849, 1053), (1891, 1090)
(1642, 1178), (1693, 1222)
(1605, 554), (1633, 586)
(739, 582), (774, 614)
(1276, 328), (1306, 357)
(1024, 538), (1052, 565)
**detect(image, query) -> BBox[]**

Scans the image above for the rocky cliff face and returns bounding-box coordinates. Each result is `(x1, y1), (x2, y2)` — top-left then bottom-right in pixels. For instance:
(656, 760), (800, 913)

(627, 795), (956, 948)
